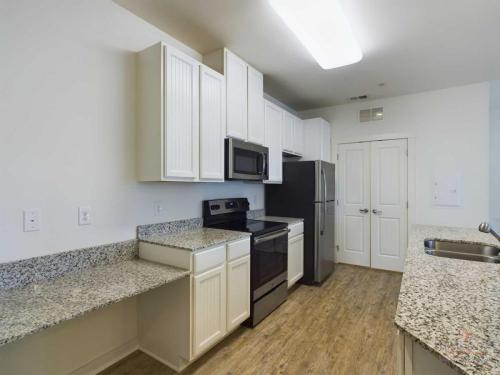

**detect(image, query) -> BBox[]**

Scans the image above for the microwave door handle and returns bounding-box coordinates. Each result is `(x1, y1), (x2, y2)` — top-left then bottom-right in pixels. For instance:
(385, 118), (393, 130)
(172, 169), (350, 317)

(262, 153), (267, 176)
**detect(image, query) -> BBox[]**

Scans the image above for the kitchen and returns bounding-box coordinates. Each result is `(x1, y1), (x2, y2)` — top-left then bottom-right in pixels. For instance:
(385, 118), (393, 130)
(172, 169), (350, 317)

(0, 0), (499, 375)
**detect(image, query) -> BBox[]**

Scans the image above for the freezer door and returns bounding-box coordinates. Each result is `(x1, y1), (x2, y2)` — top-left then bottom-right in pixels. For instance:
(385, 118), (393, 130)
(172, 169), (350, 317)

(323, 161), (335, 202)
(314, 201), (335, 283)
(316, 161), (335, 203)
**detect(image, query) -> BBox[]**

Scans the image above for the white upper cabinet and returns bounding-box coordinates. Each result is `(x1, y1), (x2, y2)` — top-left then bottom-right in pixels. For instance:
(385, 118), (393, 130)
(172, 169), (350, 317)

(204, 48), (265, 144)
(321, 119), (332, 162)
(293, 116), (304, 156)
(224, 50), (247, 140)
(247, 66), (265, 145)
(302, 118), (332, 162)
(282, 111), (294, 153)
(282, 112), (304, 156)
(264, 99), (283, 184)
(137, 42), (200, 182)
(199, 65), (225, 182)
(164, 47), (200, 179)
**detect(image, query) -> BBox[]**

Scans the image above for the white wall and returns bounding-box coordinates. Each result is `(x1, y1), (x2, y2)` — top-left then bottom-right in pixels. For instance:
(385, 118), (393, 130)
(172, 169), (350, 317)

(0, 0), (264, 263)
(490, 80), (500, 231)
(300, 83), (490, 228)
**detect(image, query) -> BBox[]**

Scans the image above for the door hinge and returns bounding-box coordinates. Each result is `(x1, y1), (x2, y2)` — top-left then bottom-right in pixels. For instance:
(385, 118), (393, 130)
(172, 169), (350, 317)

(406, 201), (409, 209)
(337, 153), (339, 161)
(336, 200), (339, 206)
(336, 245), (339, 251)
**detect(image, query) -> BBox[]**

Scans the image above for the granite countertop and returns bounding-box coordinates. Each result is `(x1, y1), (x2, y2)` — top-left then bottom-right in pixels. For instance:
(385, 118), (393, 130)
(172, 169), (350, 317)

(139, 228), (251, 251)
(0, 259), (189, 347)
(395, 225), (499, 375)
(255, 216), (304, 225)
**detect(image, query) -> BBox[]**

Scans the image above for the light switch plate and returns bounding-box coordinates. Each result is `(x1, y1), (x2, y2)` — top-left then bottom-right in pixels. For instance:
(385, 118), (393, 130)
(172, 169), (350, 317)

(78, 206), (92, 225)
(153, 201), (165, 218)
(23, 209), (41, 232)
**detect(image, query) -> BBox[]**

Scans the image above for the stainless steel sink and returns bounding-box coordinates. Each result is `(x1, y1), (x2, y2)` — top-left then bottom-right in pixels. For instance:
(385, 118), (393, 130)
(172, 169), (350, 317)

(424, 239), (500, 263)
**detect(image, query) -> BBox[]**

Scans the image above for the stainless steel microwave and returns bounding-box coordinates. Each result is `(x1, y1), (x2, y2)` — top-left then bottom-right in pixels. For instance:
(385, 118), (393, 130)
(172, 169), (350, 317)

(225, 138), (269, 181)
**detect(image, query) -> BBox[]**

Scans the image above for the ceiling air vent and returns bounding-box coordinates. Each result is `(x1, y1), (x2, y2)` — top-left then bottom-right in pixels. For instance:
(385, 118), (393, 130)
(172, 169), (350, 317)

(359, 107), (383, 122)
(349, 94), (369, 101)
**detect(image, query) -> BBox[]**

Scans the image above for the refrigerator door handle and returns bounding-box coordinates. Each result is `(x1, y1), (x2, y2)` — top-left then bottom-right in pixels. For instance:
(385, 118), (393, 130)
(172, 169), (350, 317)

(322, 203), (326, 234)
(318, 202), (322, 236)
(322, 167), (328, 202)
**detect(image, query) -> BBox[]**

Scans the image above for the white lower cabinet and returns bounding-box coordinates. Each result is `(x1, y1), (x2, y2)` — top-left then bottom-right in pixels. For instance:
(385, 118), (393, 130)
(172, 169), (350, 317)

(193, 265), (227, 356)
(287, 222), (304, 288)
(397, 331), (460, 375)
(226, 255), (251, 331)
(288, 234), (304, 288)
(138, 237), (250, 372)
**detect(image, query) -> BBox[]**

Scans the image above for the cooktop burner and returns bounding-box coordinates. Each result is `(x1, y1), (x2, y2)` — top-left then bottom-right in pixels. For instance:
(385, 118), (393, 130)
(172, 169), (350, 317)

(206, 219), (287, 237)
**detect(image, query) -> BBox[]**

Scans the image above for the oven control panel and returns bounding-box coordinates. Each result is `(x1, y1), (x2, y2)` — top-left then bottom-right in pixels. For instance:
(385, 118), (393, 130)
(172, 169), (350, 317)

(203, 198), (250, 217)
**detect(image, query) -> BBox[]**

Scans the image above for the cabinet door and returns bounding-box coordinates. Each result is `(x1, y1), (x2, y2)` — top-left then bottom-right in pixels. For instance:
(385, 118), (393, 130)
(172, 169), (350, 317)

(193, 265), (226, 357)
(226, 255), (250, 331)
(293, 117), (304, 155)
(302, 119), (320, 161)
(264, 100), (283, 183)
(321, 120), (332, 162)
(225, 50), (247, 140)
(247, 66), (265, 145)
(282, 111), (294, 153)
(288, 234), (304, 288)
(164, 46), (200, 180)
(199, 65), (225, 181)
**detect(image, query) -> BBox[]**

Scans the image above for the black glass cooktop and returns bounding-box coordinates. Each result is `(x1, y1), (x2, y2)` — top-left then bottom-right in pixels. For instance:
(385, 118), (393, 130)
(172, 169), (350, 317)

(207, 219), (287, 236)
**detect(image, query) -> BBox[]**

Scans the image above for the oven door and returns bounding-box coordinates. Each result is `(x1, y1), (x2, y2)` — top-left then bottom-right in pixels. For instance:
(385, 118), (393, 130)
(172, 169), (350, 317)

(226, 138), (268, 181)
(251, 228), (289, 300)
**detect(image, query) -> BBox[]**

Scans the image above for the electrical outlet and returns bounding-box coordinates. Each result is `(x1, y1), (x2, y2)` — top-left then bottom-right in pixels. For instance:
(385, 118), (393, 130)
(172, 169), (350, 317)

(78, 206), (91, 225)
(153, 201), (165, 218)
(23, 209), (41, 232)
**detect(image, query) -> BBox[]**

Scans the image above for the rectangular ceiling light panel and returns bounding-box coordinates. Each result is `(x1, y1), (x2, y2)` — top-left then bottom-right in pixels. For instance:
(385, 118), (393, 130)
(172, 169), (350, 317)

(268, 0), (362, 69)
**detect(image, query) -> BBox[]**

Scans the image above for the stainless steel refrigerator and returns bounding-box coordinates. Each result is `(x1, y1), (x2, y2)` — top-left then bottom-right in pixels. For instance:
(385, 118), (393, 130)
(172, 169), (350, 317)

(265, 160), (335, 284)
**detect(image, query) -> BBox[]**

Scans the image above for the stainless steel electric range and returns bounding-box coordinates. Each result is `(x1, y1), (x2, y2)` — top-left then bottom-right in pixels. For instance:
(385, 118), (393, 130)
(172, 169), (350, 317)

(203, 198), (289, 327)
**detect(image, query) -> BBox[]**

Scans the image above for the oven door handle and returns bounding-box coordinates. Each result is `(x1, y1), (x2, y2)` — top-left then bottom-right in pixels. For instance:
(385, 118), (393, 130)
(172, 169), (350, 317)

(253, 228), (290, 244)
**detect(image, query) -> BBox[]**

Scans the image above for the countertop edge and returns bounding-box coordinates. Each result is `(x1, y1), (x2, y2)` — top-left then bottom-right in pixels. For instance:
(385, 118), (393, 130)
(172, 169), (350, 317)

(138, 229), (252, 251)
(394, 321), (469, 375)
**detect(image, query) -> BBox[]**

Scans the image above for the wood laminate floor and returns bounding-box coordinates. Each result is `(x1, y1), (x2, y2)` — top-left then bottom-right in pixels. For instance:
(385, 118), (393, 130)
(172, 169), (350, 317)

(100, 264), (402, 375)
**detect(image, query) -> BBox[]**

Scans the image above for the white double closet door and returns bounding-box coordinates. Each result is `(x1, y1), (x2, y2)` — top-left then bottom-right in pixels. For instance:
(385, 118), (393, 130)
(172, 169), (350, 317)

(338, 139), (408, 272)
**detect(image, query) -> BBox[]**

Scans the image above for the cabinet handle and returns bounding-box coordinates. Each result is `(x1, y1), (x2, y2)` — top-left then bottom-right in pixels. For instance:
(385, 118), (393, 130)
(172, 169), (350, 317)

(359, 209), (369, 214)
(372, 209), (382, 215)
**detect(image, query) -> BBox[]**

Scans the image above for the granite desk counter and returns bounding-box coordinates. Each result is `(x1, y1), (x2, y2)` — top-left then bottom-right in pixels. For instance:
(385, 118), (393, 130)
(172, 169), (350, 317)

(395, 225), (499, 375)
(0, 258), (188, 347)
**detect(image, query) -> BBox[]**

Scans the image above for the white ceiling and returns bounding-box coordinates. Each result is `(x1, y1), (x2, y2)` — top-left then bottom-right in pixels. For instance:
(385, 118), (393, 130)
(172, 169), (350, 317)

(117, 0), (500, 110)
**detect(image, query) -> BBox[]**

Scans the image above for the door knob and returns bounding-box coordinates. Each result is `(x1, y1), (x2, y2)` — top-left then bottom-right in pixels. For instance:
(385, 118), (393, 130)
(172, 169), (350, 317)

(359, 208), (369, 213)
(372, 209), (382, 214)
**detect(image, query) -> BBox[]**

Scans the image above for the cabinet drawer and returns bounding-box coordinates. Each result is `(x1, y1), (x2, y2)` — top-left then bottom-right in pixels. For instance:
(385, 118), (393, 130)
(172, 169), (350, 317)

(288, 222), (304, 237)
(193, 245), (226, 274)
(227, 238), (250, 261)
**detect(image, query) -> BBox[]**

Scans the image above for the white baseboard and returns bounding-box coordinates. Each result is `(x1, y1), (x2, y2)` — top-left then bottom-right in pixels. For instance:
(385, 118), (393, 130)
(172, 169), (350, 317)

(69, 339), (139, 375)
(139, 346), (188, 373)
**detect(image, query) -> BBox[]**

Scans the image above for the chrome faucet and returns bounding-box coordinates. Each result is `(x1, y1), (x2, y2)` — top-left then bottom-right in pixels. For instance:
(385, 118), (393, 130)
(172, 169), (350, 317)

(478, 222), (500, 242)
